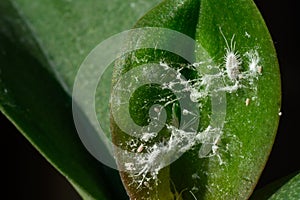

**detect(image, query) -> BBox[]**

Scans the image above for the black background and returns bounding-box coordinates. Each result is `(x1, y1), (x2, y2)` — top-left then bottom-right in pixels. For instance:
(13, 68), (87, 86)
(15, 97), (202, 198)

(2, 0), (299, 199)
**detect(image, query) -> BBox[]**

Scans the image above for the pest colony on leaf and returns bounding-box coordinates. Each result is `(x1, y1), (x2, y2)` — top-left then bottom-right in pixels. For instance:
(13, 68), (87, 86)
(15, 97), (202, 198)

(114, 29), (263, 191)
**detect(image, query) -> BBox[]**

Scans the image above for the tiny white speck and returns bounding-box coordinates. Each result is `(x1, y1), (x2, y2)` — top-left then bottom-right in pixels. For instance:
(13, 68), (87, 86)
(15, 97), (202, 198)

(130, 2), (136, 8)
(245, 31), (251, 38)
(154, 107), (160, 113)
(257, 66), (262, 74)
(137, 144), (144, 153)
(278, 112), (282, 116)
(245, 98), (250, 106)
(143, 181), (150, 188)
(182, 109), (189, 115)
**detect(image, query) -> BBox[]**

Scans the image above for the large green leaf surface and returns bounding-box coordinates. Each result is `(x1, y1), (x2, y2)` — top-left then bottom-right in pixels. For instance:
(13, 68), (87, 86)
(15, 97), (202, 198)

(110, 0), (281, 199)
(1, 0), (282, 199)
(0, 0), (160, 199)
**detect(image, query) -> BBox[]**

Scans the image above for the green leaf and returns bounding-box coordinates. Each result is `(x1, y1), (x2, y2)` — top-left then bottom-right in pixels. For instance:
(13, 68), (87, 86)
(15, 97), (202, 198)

(267, 172), (300, 200)
(0, 0), (160, 199)
(0, 25), (108, 200)
(7, 0), (161, 91)
(250, 171), (300, 200)
(110, 0), (281, 199)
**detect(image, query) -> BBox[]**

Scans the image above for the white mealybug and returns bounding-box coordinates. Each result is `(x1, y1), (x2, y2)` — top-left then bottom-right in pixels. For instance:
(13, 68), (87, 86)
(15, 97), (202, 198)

(220, 28), (242, 81)
(245, 50), (261, 74)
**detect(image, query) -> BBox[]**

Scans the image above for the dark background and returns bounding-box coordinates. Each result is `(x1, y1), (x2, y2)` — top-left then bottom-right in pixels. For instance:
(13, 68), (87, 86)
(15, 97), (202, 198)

(254, 0), (300, 189)
(2, 0), (299, 199)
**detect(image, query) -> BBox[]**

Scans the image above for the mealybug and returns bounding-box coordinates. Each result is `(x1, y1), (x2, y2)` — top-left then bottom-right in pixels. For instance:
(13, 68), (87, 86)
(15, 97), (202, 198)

(220, 28), (242, 81)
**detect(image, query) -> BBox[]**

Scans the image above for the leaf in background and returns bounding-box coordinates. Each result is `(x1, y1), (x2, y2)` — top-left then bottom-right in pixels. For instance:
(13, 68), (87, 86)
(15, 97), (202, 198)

(0, 22), (110, 200)
(110, 0), (281, 199)
(250, 171), (300, 200)
(267, 172), (300, 200)
(1, 0), (161, 199)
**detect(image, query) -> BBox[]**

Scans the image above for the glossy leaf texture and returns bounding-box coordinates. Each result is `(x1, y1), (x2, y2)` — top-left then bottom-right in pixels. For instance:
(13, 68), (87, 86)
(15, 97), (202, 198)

(110, 0), (281, 199)
(0, 0), (161, 199)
